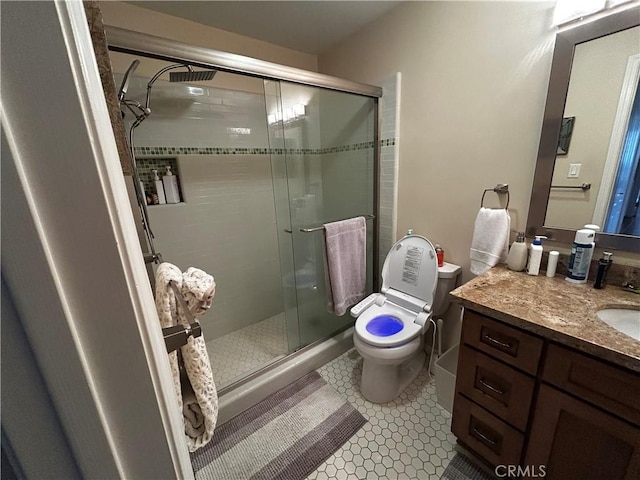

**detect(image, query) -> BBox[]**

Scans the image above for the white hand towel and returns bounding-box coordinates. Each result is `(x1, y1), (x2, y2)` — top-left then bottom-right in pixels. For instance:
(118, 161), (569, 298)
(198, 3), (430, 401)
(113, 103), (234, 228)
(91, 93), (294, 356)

(470, 207), (511, 276)
(324, 217), (367, 316)
(155, 263), (218, 452)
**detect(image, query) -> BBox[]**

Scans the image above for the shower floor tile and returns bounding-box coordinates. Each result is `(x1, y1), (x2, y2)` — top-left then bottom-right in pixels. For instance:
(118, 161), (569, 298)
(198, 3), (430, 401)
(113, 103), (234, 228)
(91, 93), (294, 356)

(310, 349), (457, 479)
(206, 312), (287, 388)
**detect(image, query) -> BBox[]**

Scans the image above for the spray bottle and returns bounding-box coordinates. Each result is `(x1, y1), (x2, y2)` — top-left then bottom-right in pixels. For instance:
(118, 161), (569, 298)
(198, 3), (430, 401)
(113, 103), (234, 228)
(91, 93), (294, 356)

(566, 225), (599, 284)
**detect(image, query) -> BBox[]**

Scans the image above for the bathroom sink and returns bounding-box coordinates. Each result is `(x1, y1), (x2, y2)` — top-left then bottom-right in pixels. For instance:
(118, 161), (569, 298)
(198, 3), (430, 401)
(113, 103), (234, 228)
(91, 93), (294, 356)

(596, 308), (640, 341)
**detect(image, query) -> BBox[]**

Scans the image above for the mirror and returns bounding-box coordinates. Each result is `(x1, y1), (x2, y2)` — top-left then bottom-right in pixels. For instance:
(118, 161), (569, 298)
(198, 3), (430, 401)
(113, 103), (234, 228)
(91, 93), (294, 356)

(527, 6), (640, 252)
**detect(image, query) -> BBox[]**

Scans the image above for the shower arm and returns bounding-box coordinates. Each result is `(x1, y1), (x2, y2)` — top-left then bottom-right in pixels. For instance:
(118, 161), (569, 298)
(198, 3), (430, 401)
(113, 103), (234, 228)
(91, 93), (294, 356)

(145, 64), (194, 111)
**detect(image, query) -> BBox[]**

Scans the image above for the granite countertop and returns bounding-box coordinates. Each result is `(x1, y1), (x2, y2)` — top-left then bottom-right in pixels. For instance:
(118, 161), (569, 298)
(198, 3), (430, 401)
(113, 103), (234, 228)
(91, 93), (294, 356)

(450, 266), (640, 373)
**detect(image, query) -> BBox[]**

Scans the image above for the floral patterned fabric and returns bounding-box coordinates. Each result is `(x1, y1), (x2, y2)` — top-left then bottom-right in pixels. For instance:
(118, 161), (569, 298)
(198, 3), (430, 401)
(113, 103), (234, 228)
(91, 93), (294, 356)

(155, 262), (218, 452)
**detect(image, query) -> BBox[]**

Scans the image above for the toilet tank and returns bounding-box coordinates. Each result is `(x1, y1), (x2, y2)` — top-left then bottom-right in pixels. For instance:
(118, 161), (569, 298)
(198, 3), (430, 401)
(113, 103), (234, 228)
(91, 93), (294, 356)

(433, 262), (462, 316)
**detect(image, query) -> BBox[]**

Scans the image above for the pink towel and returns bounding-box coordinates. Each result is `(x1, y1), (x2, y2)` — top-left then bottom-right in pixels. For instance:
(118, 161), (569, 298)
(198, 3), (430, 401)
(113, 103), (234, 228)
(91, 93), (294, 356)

(324, 217), (367, 316)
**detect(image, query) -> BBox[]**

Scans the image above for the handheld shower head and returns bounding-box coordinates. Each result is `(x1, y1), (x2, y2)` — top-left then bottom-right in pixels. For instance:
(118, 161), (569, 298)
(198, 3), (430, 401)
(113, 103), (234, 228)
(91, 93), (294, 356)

(118, 59), (140, 104)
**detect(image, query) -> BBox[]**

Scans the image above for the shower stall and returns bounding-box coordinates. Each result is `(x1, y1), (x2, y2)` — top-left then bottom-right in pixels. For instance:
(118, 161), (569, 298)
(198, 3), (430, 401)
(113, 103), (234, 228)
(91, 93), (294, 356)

(107, 28), (380, 396)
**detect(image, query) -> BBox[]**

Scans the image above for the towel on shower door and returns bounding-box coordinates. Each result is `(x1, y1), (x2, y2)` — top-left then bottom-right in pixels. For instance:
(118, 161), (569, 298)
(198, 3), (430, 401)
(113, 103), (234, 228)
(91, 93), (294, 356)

(469, 207), (511, 276)
(323, 217), (367, 316)
(155, 262), (218, 452)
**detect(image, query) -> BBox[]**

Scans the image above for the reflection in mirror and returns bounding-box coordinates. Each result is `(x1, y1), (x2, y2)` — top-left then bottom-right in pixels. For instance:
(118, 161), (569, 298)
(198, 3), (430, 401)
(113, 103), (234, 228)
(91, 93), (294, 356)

(526, 6), (640, 252)
(545, 26), (640, 233)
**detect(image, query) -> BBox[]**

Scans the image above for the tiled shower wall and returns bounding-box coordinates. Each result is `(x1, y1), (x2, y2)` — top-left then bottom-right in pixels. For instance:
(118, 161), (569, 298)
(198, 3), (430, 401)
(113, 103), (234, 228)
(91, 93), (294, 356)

(378, 73), (401, 276)
(127, 76), (391, 341)
(147, 154), (283, 341)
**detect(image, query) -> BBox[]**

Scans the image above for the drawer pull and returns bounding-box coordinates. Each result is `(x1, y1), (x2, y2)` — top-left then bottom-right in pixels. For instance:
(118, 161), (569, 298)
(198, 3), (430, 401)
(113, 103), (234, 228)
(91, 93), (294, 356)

(472, 427), (497, 446)
(483, 333), (513, 349)
(479, 378), (505, 395)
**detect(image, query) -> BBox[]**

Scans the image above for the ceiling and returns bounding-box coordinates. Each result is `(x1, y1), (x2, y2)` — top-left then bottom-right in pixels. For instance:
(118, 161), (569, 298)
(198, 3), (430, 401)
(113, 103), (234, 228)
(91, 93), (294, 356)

(126, 1), (403, 54)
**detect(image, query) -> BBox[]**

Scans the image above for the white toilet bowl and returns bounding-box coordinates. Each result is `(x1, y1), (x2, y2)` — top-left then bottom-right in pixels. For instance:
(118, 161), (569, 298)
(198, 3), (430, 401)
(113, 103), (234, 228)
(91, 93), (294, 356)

(351, 235), (461, 403)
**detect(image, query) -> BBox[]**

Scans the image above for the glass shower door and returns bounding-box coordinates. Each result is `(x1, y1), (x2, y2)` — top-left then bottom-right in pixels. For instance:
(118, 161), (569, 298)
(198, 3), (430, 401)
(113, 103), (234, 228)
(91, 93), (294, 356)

(266, 80), (376, 349)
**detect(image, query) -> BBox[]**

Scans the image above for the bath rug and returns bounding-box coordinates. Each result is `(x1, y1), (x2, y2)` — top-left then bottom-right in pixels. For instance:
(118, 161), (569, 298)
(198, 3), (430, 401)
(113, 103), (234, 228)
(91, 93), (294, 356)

(441, 453), (496, 480)
(190, 370), (366, 480)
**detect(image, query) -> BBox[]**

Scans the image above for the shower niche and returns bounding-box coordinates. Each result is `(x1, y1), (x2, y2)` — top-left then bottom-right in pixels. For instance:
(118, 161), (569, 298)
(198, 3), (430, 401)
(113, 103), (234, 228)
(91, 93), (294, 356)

(112, 49), (378, 391)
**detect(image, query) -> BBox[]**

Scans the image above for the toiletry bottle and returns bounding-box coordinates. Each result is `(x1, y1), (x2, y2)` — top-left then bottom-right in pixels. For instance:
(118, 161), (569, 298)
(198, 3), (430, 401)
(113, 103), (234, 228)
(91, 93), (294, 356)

(546, 250), (559, 277)
(507, 232), (528, 272)
(593, 252), (613, 289)
(566, 225), (599, 284)
(435, 245), (444, 267)
(526, 236), (545, 276)
(152, 169), (166, 204)
(406, 229), (413, 236)
(163, 166), (180, 204)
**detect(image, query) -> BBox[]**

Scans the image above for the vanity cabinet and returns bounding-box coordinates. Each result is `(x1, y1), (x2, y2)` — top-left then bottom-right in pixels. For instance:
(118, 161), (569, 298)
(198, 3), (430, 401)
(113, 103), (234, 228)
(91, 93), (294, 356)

(525, 385), (640, 480)
(452, 309), (640, 479)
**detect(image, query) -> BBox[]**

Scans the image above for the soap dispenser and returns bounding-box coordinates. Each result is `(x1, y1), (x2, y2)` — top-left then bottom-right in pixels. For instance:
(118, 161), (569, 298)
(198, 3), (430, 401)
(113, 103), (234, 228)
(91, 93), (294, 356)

(152, 169), (166, 205)
(163, 166), (180, 204)
(507, 232), (528, 272)
(526, 236), (545, 276)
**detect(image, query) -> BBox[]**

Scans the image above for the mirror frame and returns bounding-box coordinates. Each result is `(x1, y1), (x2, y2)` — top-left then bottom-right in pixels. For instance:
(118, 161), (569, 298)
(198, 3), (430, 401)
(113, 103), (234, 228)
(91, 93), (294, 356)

(526, 6), (640, 253)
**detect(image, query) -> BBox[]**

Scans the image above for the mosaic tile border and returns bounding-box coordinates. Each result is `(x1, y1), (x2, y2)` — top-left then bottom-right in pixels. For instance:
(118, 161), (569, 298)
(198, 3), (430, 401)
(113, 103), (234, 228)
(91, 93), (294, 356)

(132, 139), (396, 157)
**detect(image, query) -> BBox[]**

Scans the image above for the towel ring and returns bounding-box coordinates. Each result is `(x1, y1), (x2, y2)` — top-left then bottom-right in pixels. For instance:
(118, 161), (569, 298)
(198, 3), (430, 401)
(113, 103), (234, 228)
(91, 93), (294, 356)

(481, 184), (509, 210)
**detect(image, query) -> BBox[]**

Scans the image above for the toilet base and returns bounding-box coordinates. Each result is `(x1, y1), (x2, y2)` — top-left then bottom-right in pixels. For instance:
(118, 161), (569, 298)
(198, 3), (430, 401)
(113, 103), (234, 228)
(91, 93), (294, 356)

(360, 350), (426, 403)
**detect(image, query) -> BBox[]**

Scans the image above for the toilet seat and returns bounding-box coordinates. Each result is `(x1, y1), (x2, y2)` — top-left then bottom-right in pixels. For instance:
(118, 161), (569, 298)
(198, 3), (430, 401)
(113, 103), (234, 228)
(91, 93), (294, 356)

(355, 303), (422, 347)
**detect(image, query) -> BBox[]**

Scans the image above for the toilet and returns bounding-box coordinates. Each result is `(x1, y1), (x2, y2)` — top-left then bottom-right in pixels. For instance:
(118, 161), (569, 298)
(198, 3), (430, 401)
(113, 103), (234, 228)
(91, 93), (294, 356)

(351, 235), (461, 403)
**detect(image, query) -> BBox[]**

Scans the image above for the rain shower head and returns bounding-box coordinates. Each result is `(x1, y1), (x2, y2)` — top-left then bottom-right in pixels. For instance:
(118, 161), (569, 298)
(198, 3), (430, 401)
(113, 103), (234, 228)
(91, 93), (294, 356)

(169, 69), (217, 83)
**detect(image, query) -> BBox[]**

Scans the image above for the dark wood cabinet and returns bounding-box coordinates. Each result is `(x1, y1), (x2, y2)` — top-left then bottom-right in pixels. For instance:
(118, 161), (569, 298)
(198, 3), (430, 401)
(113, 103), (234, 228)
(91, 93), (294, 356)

(452, 309), (640, 479)
(526, 384), (640, 480)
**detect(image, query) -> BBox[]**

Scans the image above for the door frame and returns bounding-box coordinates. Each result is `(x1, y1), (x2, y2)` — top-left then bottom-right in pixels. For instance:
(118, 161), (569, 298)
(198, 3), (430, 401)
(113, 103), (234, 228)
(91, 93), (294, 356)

(592, 53), (640, 229)
(1, 1), (192, 477)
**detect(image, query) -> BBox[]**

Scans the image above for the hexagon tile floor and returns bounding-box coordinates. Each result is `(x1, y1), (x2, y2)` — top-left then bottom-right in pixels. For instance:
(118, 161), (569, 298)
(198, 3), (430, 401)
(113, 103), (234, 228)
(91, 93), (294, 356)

(308, 348), (457, 480)
(206, 313), (287, 388)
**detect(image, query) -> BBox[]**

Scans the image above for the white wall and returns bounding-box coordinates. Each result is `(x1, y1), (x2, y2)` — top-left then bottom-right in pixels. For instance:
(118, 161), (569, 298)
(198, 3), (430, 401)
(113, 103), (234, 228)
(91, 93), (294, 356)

(319, 1), (558, 349)
(100, 1), (317, 71)
(320, 1), (557, 282)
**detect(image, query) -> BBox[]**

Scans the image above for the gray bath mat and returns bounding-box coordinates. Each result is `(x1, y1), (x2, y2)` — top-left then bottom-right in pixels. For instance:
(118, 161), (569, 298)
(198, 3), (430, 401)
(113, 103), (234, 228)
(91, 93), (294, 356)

(441, 453), (496, 480)
(190, 370), (367, 480)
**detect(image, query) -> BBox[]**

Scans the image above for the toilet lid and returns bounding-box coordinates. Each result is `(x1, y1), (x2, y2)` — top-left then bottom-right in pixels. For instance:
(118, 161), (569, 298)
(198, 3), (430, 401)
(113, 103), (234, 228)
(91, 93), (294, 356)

(355, 304), (422, 347)
(381, 235), (438, 307)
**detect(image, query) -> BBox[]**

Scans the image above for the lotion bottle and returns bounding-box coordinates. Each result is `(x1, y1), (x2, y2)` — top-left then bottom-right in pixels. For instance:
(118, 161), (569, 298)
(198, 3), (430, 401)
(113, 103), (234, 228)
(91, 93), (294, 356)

(507, 232), (528, 272)
(163, 166), (180, 204)
(152, 169), (166, 204)
(526, 236), (545, 276)
(566, 225), (599, 284)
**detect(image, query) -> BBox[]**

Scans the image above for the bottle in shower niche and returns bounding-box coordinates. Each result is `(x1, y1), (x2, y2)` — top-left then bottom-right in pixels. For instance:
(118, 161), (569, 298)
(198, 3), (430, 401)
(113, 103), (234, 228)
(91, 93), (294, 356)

(163, 166), (180, 204)
(152, 169), (166, 204)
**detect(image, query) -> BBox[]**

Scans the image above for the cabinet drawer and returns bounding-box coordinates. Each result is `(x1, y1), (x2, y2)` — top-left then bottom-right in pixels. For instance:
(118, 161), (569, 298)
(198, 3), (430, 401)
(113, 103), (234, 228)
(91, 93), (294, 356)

(462, 310), (543, 375)
(452, 394), (524, 467)
(543, 344), (640, 426)
(456, 344), (535, 431)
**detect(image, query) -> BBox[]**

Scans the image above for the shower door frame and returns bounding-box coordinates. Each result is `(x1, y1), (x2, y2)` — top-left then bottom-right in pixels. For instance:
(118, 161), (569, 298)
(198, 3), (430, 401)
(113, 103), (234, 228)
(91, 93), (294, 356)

(105, 26), (382, 386)
(106, 24), (382, 287)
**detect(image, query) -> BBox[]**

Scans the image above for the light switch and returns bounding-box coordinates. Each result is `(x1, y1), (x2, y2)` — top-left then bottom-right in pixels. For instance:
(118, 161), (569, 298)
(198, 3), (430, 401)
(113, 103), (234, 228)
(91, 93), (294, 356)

(567, 163), (581, 178)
